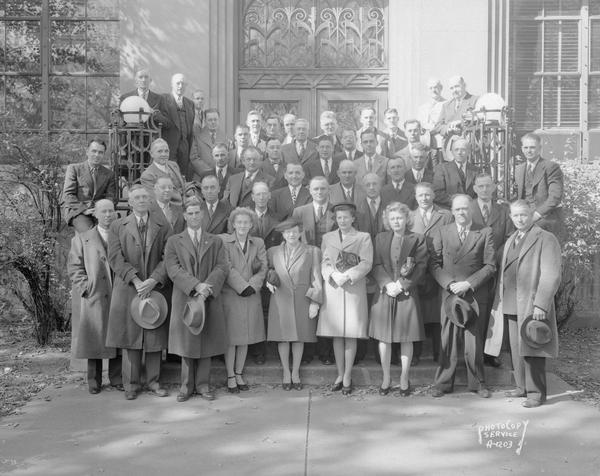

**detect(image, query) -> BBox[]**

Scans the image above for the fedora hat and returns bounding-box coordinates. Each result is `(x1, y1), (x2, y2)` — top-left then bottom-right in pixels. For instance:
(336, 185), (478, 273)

(521, 316), (553, 348)
(444, 292), (479, 328)
(130, 291), (168, 330)
(182, 296), (206, 335)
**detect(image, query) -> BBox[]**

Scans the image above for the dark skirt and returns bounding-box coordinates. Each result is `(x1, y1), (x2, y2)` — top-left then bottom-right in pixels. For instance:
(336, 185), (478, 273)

(369, 291), (425, 343)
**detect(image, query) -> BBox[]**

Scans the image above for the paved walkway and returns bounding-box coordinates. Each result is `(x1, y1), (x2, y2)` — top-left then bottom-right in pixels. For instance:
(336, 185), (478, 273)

(0, 375), (598, 476)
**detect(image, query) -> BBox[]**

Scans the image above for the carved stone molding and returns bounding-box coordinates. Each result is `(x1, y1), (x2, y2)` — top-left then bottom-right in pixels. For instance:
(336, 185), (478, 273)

(238, 71), (389, 89)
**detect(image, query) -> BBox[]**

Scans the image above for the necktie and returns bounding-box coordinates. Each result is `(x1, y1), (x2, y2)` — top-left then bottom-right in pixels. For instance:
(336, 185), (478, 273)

(323, 160), (330, 177)
(210, 131), (216, 145)
(422, 210), (430, 227)
(416, 170), (422, 183)
(163, 204), (173, 226)
(394, 181), (400, 191)
(514, 231), (524, 247)
(367, 157), (373, 173)
(482, 203), (490, 224)
(217, 167), (224, 182)
(273, 162), (279, 173)
(138, 218), (147, 243)
(208, 203), (215, 218)
(177, 95), (183, 108)
(347, 151), (352, 161)
(459, 226), (467, 244)
(457, 163), (466, 183)
(297, 141), (305, 157)
(193, 230), (200, 248)
(90, 166), (98, 195)
(291, 187), (297, 204)
(526, 164), (534, 184)
(318, 206), (324, 220)
(345, 189), (352, 202)
(369, 198), (377, 217)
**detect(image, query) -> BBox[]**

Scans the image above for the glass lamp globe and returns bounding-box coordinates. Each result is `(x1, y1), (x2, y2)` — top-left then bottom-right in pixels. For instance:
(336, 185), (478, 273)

(119, 96), (152, 124)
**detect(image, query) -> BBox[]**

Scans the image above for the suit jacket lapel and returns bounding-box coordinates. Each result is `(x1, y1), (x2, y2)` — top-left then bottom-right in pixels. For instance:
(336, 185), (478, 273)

(532, 159), (545, 186)
(125, 214), (142, 247)
(503, 232), (520, 270)
(519, 227), (541, 262)
(456, 227), (480, 260)
(488, 203), (500, 226)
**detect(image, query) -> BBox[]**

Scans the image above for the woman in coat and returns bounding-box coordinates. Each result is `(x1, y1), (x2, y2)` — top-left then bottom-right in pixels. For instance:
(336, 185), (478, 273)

(220, 207), (268, 393)
(370, 202), (428, 395)
(318, 202), (373, 395)
(266, 218), (322, 390)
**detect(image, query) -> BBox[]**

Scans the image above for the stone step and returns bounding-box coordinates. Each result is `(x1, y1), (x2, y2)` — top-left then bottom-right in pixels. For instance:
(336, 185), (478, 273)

(159, 355), (515, 387)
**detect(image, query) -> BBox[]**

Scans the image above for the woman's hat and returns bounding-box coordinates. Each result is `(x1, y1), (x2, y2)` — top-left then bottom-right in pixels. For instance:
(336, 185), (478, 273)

(331, 202), (357, 213)
(182, 296), (206, 335)
(443, 292), (479, 328)
(130, 291), (168, 329)
(521, 316), (553, 348)
(274, 217), (302, 233)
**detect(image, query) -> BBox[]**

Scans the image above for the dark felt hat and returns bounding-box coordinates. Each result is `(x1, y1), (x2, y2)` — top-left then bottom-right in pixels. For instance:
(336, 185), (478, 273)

(444, 292), (479, 328)
(274, 217), (303, 233)
(331, 202), (357, 214)
(521, 315), (553, 348)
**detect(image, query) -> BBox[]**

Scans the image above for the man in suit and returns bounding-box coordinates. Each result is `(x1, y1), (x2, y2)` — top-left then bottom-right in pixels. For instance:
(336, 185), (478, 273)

(334, 128), (363, 162)
(247, 110), (267, 153)
(418, 78), (446, 132)
(150, 177), (185, 234)
(190, 108), (228, 174)
(431, 75), (479, 139)
(62, 138), (117, 232)
(329, 159), (366, 207)
(316, 110), (342, 154)
(140, 138), (189, 205)
(282, 113), (296, 144)
(165, 197), (229, 402)
(485, 200), (562, 408)
(355, 106), (390, 157)
(192, 89), (205, 133)
(292, 176), (336, 364)
(224, 146), (275, 208)
(159, 73), (195, 180)
(355, 128), (389, 183)
(433, 137), (478, 208)
(265, 114), (283, 142)
(249, 181), (283, 364)
(410, 182), (453, 364)
(515, 132), (564, 239)
(471, 172), (514, 368)
(280, 118), (318, 165)
(394, 119), (436, 166)
(382, 108), (408, 156)
(198, 143), (242, 199)
(303, 135), (341, 185)
(199, 175), (231, 235)
(228, 125), (251, 170)
(381, 157), (416, 210)
(67, 199), (122, 394)
(119, 69), (167, 125)
(404, 143), (435, 185)
(269, 162), (311, 221)
(260, 138), (287, 190)
(106, 185), (172, 400)
(355, 173), (386, 363)
(430, 194), (496, 398)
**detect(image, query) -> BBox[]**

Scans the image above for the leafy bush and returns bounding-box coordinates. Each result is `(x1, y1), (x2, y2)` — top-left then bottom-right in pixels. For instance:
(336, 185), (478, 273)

(556, 160), (600, 328)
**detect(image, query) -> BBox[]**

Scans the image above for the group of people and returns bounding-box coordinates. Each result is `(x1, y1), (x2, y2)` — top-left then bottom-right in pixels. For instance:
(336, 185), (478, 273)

(62, 70), (565, 409)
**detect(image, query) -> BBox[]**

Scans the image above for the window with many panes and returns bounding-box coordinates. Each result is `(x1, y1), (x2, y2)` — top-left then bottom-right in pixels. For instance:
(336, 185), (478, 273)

(0, 0), (119, 143)
(510, 0), (600, 160)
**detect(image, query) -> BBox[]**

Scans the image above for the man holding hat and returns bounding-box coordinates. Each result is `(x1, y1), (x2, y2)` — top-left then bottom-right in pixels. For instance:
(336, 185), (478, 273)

(106, 185), (172, 400)
(429, 194), (496, 398)
(485, 200), (561, 408)
(165, 197), (229, 402)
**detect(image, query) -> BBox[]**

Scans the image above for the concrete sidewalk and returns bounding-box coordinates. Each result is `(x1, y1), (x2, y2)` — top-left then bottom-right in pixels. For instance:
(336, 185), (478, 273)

(0, 376), (598, 476)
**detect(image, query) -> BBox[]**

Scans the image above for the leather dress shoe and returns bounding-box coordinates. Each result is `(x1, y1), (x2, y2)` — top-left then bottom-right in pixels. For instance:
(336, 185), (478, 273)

(227, 376), (239, 394)
(399, 382), (411, 397)
(235, 374), (249, 391)
(176, 393), (190, 402)
(149, 387), (169, 397)
(110, 384), (124, 391)
(484, 355), (502, 368)
(504, 389), (527, 398)
(522, 398), (543, 408)
(379, 386), (390, 396)
(331, 381), (343, 392)
(88, 386), (100, 395)
(431, 388), (446, 398)
(473, 388), (491, 398)
(292, 382), (303, 391)
(282, 382), (292, 391)
(125, 391), (137, 400)
(199, 390), (216, 401)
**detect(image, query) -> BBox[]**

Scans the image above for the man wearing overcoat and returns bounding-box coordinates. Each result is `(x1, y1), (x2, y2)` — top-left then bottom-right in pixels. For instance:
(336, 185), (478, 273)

(106, 185), (172, 400)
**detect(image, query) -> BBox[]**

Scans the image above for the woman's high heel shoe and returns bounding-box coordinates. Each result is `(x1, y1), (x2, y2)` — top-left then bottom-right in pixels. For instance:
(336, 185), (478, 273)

(331, 380), (343, 392)
(227, 375), (240, 394)
(235, 372), (249, 391)
(342, 381), (353, 395)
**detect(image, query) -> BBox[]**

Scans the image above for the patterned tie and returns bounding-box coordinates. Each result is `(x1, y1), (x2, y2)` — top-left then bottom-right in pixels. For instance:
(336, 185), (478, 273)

(345, 189), (352, 202)
(459, 226), (467, 244)
(291, 187), (297, 204)
(90, 166), (98, 196)
(323, 160), (330, 177)
(217, 167), (224, 183)
(318, 206), (324, 220)
(297, 141), (305, 157)
(422, 210), (430, 227)
(210, 131), (216, 145)
(177, 95), (183, 109)
(138, 218), (147, 245)
(457, 162), (466, 183)
(514, 231), (524, 247)
(482, 203), (490, 224)
(417, 170), (423, 183)
(526, 163), (534, 186)
(369, 198), (377, 217)
(193, 230), (200, 249)
(207, 203), (214, 218)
